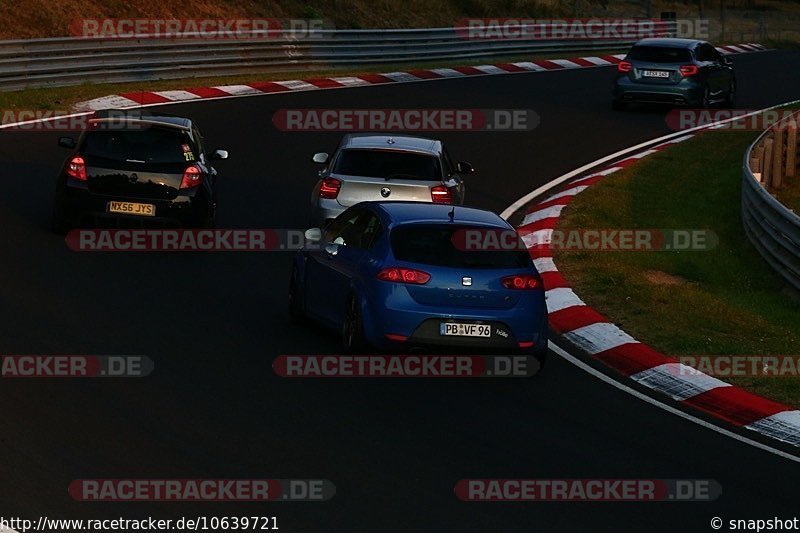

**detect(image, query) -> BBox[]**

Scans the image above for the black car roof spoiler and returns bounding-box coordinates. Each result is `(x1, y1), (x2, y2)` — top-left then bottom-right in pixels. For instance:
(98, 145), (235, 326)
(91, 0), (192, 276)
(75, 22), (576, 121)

(89, 109), (191, 130)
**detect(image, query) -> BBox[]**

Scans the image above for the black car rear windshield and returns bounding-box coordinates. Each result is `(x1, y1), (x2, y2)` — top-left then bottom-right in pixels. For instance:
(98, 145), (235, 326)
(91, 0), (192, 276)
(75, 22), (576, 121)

(333, 149), (441, 180)
(391, 225), (530, 269)
(82, 125), (195, 164)
(627, 46), (692, 63)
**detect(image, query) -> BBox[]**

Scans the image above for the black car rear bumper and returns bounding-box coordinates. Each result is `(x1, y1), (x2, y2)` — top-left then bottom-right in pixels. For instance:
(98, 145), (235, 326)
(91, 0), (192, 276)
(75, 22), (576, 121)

(56, 177), (211, 228)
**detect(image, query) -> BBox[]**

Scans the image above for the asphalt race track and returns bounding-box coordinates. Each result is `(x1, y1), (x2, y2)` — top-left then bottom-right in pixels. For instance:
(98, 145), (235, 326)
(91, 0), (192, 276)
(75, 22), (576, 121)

(1, 50), (799, 532)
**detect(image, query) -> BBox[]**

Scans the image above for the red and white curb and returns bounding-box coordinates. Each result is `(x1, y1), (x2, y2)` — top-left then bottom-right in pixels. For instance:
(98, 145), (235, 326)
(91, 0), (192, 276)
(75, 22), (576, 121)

(516, 134), (800, 448)
(74, 43), (766, 111)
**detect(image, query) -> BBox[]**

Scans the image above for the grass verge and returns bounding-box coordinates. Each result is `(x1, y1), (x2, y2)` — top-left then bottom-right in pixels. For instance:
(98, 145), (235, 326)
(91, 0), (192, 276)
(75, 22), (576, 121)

(555, 130), (800, 407)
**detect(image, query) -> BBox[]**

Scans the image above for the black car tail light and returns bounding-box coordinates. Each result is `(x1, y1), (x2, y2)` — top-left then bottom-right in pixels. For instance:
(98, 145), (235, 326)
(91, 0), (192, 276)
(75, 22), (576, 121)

(679, 65), (699, 77)
(66, 156), (87, 181)
(180, 165), (202, 189)
(617, 61), (632, 73)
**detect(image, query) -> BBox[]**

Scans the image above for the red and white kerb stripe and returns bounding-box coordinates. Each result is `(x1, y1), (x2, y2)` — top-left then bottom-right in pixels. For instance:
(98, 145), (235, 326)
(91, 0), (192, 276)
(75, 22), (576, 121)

(516, 134), (800, 448)
(74, 44), (766, 111)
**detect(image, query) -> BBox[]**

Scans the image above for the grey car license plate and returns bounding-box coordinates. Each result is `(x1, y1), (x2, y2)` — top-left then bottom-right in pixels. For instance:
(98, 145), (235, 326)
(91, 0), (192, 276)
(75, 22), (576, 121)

(642, 70), (670, 78)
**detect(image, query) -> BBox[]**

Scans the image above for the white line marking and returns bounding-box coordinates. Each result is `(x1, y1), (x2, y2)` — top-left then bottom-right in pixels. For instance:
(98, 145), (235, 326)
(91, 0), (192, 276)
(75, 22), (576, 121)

(473, 65), (511, 75)
(544, 287), (585, 313)
(428, 68), (466, 77)
(510, 62), (546, 71)
(543, 185), (588, 202)
(628, 148), (659, 159)
(580, 56), (613, 66)
(152, 90), (202, 101)
(213, 84), (264, 96)
(548, 342), (800, 463)
(381, 71), (421, 83)
(519, 228), (552, 248)
(73, 94), (141, 111)
(273, 80), (317, 91)
(630, 363), (730, 400)
(521, 204), (566, 225)
(549, 59), (583, 69)
(330, 76), (371, 86)
(747, 411), (800, 447)
(562, 322), (638, 355)
(533, 257), (558, 273)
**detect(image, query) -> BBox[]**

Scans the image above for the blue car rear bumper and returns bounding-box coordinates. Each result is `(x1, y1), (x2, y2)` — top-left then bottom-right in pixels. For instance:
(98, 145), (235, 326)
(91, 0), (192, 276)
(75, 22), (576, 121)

(359, 283), (548, 352)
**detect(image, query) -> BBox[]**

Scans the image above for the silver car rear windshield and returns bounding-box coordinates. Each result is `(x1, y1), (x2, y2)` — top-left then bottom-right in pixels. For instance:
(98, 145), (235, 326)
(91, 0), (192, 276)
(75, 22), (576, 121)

(333, 149), (441, 180)
(627, 46), (692, 63)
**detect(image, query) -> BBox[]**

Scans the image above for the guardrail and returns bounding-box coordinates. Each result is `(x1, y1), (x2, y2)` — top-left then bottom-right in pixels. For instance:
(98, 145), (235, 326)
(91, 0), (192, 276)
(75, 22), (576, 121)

(0, 21), (677, 91)
(742, 110), (800, 291)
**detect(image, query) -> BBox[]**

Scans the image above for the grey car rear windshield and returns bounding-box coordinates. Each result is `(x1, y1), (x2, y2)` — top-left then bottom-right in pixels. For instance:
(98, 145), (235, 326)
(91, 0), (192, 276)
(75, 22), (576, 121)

(627, 46), (692, 63)
(391, 225), (530, 269)
(83, 126), (194, 164)
(333, 149), (442, 180)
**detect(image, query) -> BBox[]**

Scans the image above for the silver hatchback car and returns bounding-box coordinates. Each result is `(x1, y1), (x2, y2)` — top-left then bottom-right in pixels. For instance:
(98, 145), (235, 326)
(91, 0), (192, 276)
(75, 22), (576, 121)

(308, 134), (474, 227)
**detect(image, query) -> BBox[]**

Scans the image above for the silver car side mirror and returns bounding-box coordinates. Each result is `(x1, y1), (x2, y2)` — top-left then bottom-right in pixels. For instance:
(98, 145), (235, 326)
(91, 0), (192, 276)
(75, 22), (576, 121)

(305, 228), (322, 242)
(312, 152), (329, 164)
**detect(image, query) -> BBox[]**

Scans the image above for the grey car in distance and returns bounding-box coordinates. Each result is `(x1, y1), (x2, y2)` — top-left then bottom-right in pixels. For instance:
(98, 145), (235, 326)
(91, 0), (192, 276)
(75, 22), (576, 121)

(308, 134), (474, 227)
(613, 38), (736, 110)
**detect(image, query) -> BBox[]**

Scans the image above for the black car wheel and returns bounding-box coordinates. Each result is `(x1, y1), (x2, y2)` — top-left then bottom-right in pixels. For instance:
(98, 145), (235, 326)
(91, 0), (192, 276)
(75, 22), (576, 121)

(288, 267), (305, 324)
(724, 81), (736, 108)
(342, 295), (366, 353)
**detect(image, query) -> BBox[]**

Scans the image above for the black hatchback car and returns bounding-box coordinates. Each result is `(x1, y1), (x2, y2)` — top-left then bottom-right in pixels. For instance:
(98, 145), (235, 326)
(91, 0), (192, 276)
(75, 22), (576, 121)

(52, 110), (228, 233)
(612, 38), (736, 110)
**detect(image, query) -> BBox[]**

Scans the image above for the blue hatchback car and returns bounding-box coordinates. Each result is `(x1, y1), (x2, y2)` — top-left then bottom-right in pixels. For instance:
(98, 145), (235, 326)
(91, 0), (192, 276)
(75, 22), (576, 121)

(289, 202), (549, 365)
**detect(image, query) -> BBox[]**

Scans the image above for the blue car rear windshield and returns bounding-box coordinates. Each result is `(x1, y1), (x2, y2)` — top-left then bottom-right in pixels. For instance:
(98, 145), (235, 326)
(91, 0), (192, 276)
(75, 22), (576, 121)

(333, 149), (441, 180)
(627, 46), (692, 63)
(391, 225), (530, 269)
(82, 126), (194, 164)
